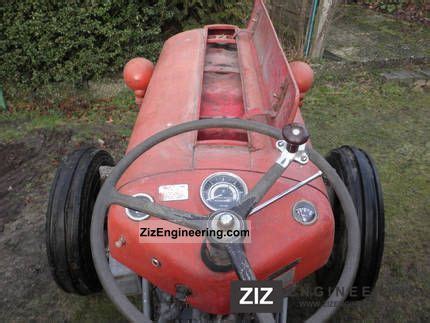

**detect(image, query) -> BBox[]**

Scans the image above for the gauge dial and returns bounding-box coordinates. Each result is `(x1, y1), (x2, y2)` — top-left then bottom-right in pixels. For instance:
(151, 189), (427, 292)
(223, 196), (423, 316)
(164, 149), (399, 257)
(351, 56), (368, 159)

(125, 193), (153, 221)
(293, 201), (318, 225)
(200, 172), (248, 211)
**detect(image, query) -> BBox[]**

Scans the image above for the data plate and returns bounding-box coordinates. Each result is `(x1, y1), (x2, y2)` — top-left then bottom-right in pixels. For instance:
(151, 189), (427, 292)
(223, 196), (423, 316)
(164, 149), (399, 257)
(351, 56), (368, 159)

(158, 184), (189, 201)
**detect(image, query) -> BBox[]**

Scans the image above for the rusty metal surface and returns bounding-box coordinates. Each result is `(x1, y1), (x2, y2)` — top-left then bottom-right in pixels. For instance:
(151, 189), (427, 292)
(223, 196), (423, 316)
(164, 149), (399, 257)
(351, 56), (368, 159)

(119, 1), (301, 185)
(248, 0), (300, 126)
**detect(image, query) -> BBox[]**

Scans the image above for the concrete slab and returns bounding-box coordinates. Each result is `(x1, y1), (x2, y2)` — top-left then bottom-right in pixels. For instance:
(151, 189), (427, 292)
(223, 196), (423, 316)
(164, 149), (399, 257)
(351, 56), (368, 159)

(381, 70), (426, 82)
(418, 68), (430, 78)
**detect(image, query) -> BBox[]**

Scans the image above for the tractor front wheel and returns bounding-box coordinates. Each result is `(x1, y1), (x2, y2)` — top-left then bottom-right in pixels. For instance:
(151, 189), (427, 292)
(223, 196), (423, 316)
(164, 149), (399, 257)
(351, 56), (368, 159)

(46, 147), (114, 295)
(316, 146), (385, 300)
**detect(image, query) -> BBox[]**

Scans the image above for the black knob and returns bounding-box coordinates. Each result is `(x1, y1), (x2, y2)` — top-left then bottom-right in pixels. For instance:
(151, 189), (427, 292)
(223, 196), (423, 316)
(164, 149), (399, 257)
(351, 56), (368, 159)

(282, 123), (309, 153)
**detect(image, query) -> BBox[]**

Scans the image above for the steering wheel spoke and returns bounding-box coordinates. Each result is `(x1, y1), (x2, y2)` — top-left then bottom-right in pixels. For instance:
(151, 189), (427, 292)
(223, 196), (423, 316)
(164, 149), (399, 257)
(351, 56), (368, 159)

(109, 189), (207, 231)
(225, 243), (255, 280)
(234, 163), (286, 218)
(224, 244), (276, 323)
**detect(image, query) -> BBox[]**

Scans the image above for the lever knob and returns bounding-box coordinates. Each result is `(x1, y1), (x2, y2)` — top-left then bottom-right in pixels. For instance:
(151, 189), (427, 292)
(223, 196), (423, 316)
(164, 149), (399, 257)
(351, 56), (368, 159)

(282, 123), (309, 153)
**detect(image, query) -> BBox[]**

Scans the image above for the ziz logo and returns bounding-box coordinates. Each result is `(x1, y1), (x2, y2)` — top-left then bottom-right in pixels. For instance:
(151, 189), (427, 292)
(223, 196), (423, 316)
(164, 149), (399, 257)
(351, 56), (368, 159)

(240, 287), (274, 305)
(230, 281), (283, 313)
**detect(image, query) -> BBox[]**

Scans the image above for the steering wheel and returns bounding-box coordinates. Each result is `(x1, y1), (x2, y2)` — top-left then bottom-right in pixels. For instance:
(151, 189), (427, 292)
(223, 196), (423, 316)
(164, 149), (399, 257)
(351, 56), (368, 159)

(90, 118), (361, 323)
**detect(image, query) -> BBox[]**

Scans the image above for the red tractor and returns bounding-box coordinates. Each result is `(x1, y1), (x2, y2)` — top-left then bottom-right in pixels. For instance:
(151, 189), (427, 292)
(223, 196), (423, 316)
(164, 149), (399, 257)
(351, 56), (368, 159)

(46, 1), (384, 322)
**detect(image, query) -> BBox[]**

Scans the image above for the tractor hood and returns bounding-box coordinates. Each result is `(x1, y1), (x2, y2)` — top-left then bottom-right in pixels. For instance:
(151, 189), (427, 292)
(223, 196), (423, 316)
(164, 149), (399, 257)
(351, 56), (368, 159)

(118, 1), (302, 188)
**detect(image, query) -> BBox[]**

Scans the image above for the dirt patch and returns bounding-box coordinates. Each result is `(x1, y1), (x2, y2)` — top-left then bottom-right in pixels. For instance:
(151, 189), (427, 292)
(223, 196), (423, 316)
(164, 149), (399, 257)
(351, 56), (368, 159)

(0, 130), (72, 232)
(0, 126), (126, 321)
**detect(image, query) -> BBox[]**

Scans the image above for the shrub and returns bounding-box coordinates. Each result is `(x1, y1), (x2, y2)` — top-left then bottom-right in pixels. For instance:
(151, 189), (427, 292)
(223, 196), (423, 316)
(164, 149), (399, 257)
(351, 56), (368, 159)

(0, 1), (175, 88)
(167, 0), (251, 31)
(0, 0), (250, 91)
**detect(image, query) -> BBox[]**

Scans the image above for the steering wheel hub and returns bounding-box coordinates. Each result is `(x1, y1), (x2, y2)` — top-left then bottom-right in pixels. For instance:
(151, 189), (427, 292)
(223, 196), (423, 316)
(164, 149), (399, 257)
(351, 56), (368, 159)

(207, 210), (245, 244)
(219, 213), (235, 228)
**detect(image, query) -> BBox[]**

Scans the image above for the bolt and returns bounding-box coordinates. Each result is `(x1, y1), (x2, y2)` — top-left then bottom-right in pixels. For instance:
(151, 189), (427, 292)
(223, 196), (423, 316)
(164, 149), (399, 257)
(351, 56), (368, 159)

(301, 154), (308, 162)
(218, 213), (234, 229)
(115, 235), (126, 248)
(292, 128), (301, 136)
(151, 257), (161, 267)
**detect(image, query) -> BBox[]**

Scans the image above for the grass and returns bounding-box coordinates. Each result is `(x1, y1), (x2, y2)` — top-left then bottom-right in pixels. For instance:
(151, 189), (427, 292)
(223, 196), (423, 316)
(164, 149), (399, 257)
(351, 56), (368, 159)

(326, 4), (430, 61)
(0, 109), (65, 141)
(0, 62), (429, 321)
(302, 63), (430, 321)
(0, 87), (137, 142)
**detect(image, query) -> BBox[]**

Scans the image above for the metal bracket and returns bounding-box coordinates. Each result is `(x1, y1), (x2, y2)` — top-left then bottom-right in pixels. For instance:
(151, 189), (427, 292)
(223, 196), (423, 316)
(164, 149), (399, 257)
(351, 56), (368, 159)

(276, 140), (309, 168)
(272, 80), (291, 113)
(109, 256), (141, 296)
(249, 12), (261, 35)
(275, 140), (296, 168)
(276, 140), (309, 167)
(294, 144), (309, 165)
(99, 165), (114, 182)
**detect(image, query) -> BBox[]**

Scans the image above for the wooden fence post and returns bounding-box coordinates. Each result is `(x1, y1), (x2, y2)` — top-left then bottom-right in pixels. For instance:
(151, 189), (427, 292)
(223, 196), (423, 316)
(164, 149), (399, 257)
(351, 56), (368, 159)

(310, 0), (337, 58)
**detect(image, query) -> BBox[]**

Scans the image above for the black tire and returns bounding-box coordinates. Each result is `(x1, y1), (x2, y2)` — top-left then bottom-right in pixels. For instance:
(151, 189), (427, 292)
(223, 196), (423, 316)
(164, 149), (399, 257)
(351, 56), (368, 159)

(316, 146), (384, 300)
(46, 147), (114, 295)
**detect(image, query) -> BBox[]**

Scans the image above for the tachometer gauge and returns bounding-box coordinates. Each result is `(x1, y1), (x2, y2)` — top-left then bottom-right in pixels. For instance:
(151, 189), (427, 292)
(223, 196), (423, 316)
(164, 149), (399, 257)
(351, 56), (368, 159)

(200, 172), (248, 211)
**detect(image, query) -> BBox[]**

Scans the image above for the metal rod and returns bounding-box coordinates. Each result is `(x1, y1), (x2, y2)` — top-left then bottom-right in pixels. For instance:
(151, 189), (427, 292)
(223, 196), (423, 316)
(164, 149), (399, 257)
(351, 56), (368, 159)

(249, 171), (323, 215)
(304, 0), (320, 57)
(142, 278), (152, 320)
(0, 87), (7, 111)
(281, 297), (288, 323)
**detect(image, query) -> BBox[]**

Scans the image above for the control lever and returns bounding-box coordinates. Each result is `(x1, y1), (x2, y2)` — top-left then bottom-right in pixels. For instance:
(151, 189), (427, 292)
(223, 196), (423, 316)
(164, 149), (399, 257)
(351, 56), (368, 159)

(282, 123), (309, 153)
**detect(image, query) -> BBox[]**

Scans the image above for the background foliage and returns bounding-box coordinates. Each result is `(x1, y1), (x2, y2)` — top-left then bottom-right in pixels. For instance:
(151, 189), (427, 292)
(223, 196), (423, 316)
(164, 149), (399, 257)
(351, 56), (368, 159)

(0, 0), (250, 90)
(357, 0), (428, 15)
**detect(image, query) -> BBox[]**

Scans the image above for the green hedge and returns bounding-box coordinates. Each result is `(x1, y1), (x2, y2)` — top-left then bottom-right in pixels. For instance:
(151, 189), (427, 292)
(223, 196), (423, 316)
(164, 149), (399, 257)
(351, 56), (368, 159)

(0, 1), (250, 90)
